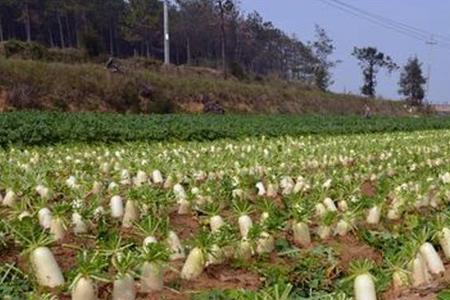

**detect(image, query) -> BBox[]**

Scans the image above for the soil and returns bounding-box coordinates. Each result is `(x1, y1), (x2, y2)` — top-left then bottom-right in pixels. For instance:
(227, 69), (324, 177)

(361, 180), (377, 197)
(382, 261), (450, 300)
(139, 261), (261, 300)
(169, 211), (200, 241)
(324, 235), (384, 270)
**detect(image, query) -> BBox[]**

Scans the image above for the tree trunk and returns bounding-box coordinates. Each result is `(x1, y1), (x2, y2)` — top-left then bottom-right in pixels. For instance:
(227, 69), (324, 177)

(74, 16), (81, 48)
(145, 41), (150, 58)
(0, 17), (4, 42)
(109, 21), (114, 56)
(186, 38), (191, 65)
(24, 3), (31, 42)
(57, 12), (65, 48)
(218, 4), (227, 76)
(65, 13), (72, 48)
(48, 28), (54, 48)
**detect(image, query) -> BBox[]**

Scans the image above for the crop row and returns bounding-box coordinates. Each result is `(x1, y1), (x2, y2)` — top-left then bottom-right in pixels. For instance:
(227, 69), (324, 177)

(1, 112), (450, 146)
(1, 130), (450, 299)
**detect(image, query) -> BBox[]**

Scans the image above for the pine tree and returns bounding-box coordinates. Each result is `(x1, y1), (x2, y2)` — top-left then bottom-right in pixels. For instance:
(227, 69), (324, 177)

(399, 57), (427, 107)
(352, 47), (397, 98)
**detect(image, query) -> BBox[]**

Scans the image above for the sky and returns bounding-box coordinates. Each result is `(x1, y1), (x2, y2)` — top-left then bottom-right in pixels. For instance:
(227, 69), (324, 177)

(239, 0), (450, 103)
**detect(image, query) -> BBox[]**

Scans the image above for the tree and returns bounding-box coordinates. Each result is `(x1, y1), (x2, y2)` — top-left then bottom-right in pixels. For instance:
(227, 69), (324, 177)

(352, 47), (397, 98)
(122, 0), (163, 58)
(399, 56), (426, 107)
(215, 0), (234, 74)
(311, 25), (339, 91)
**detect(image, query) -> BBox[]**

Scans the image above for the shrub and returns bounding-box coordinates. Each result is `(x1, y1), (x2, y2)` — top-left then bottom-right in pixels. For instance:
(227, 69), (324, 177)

(0, 40), (47, 60)
(81, 31), (104, 58)
(229, 62), (247, 81)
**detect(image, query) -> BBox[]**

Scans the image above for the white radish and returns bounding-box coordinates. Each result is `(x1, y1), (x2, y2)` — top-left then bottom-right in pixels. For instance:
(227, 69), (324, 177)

(210, 215), (224, 233)
(122, 200), (139, 228)
(72, 212), (88, 234)
(38, 207), (53, 229)
(110, 196), (124, 218)
(354, 273), (377, 300)
(266, 184), (278, 198)
(419, 242), (445, 275)
(392, 270), (409, 289)
(173, 183), (187, 199)
(163, 175), (174, 189)
(238, 215), (253, 239)
(293, 222), (311, 247)
(177, 199), (190, 215)
(50, 217), (66, 241)
(92, 181), (102, 194)
(72, 277), (98, 300)
(112, 274), (136, 300)
(31, 247), (65, 288)
(315, 203), (327, 218)
(140, 262), (163, 292)
(256, 232), (275, 255)
(410, 254), (431, 287)
(18, 211), (31, 220)
(334, 219), (351, 236)
(181, 247), (205, 280)
(167, 231), (185, 260)
(206, 244), (225, 265)
(236, 239), (253, 261)
(338, 200), (348, 212)
(36, 185), (50, 199)
(133, 171), (148, 186)
(439, 227), (450, 260)
(317, 225), (331, 240)
(66, 176), (77, 189)
(152, 170), (164, 184)
(366, 206), (381, 225)
(255, 182), (266, 196)
(108, 181), (119, 191)
(260, 212), (270, 224)
(323, 198), (337, 211)
(2, 190), (16, 207)
(143, 236), (157, 247)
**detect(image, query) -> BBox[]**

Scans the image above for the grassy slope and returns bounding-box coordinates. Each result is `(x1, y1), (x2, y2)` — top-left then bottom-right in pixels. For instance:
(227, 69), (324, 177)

(0, 58), (408, 115)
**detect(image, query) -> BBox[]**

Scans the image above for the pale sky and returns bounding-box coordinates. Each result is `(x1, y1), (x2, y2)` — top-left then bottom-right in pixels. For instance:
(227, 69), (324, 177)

(240, 0), (450, 103)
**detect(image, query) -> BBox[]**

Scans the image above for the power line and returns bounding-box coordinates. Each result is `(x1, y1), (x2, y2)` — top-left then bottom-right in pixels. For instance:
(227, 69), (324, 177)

(316, 0), (450, 51)
(328, 0), (450, 44)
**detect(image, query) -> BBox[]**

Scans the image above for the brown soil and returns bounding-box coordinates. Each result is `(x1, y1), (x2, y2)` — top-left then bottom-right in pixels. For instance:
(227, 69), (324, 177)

(382, 262), (450, 300)
(0, 245), (20, 266)
(50, 234), (82, 272)
(361, 180), (377, 197)
(324, 235), (383, 270)
(169, 211), (200, 240)
(140, 261), (261, 300)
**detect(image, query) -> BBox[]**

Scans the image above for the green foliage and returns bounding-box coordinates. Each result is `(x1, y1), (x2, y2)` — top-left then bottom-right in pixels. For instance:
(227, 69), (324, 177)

(0, 112), (448, 146)
(352, 47), (398, 97)
(399, 56), (427, 107)
(0, 40), (47, 60)
(229, 61), (247, 81)
(81, 30), (104, 58)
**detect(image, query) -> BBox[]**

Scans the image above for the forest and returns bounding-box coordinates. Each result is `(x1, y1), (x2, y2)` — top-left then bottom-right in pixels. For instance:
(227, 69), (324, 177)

(0, 0), (329, 82)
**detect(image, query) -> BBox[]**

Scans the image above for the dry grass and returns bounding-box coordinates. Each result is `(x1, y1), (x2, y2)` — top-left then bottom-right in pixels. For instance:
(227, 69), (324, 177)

(0, 57), (408, 115)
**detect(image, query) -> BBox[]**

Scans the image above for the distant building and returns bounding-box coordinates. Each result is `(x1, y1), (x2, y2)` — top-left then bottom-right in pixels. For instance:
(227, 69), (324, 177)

(433, 103), (450, 114)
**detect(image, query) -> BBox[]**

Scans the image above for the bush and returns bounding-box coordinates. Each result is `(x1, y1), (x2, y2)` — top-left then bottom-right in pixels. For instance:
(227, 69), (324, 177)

(81, 31), (104, 58)
(47, 48), (88, 64)
(229, 61), (247, 80)
(0, 40), (47, 60)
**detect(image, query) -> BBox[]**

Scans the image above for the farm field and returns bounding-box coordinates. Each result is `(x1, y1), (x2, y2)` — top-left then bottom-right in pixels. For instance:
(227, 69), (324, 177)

(2, 122), (450, 299)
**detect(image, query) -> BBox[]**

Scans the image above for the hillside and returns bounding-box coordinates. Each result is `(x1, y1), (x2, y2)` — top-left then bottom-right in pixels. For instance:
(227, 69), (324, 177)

(0, 57), (408, 115)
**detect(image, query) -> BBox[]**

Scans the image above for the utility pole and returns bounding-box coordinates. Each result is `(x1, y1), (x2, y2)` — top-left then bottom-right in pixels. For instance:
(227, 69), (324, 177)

(426, 35), (437, 103)
(163, 0), (170, 65)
